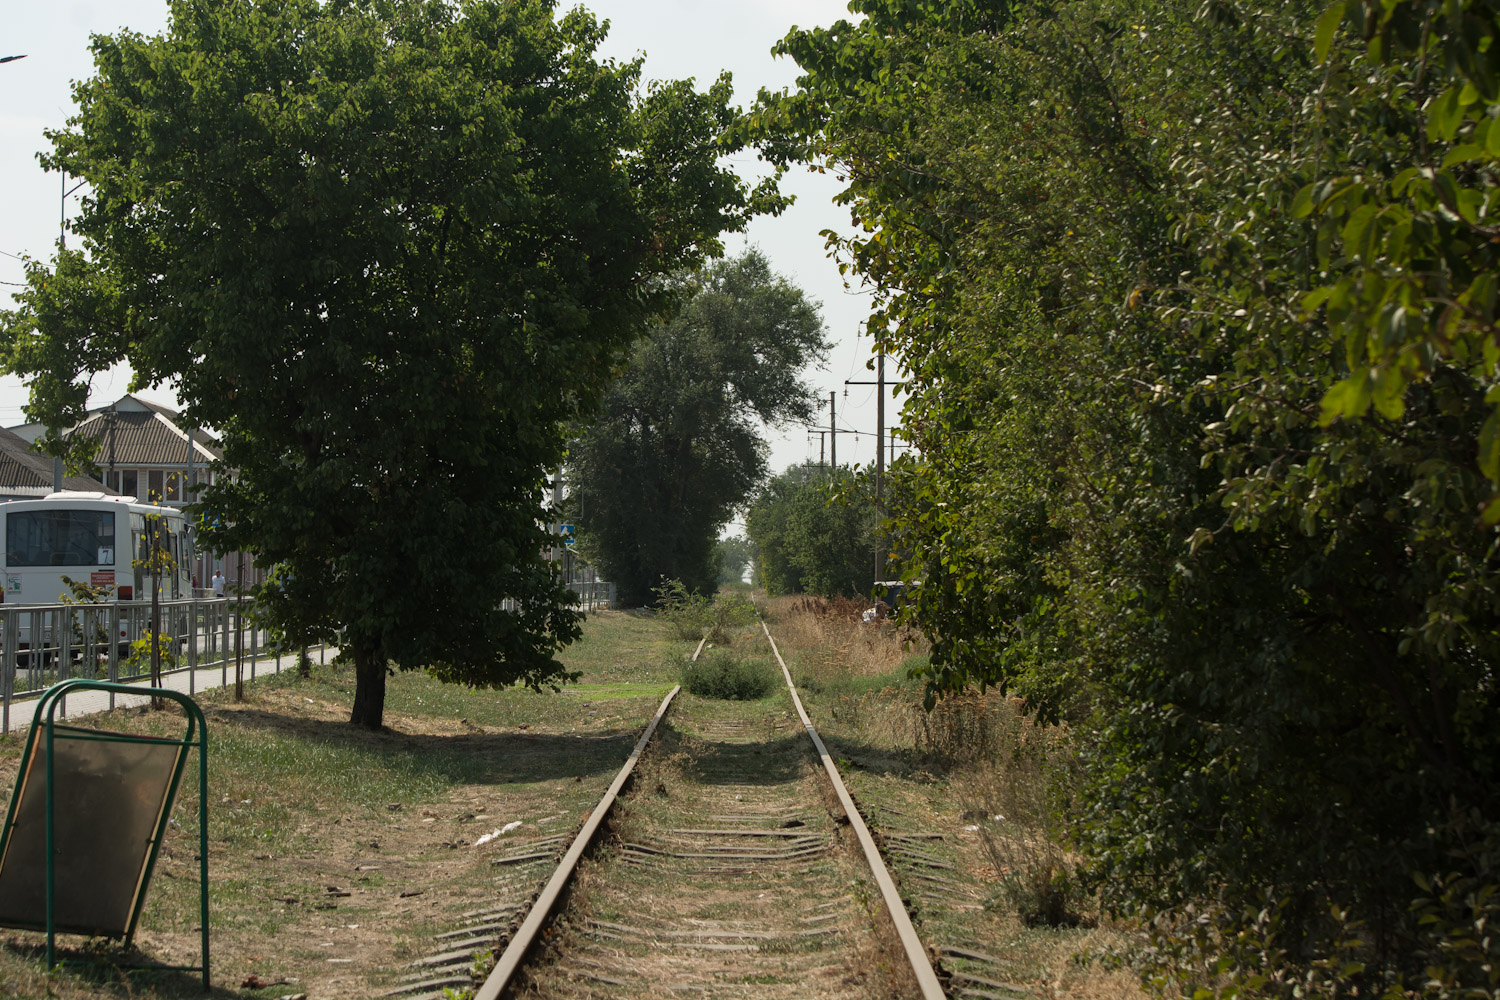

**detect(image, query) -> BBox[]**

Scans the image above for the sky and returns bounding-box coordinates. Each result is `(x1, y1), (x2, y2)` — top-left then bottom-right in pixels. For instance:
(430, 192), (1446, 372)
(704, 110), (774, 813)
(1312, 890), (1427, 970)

(0, 0), (904, 526)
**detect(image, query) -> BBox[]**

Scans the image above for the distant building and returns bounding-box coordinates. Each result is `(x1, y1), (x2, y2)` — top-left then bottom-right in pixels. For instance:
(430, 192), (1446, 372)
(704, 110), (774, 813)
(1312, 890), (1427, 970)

(10, 394), (252, 594)
(0, 426), (113, 501)
(12, 393), (222, 505)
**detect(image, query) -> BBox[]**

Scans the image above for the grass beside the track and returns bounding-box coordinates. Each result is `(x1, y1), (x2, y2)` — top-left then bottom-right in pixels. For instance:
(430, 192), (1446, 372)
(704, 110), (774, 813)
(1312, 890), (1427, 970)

(0, 609), (671, 1000)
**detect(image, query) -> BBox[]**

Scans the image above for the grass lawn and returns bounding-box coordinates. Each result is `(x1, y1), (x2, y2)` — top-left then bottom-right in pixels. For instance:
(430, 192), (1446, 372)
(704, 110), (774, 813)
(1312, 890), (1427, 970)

(0, 609), (675, 1000)
(0, 598), (1147, 1000)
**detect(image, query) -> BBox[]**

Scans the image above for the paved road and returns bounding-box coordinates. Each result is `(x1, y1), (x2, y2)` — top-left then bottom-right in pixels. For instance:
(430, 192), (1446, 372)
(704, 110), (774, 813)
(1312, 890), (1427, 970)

(1, 643), (341, 733)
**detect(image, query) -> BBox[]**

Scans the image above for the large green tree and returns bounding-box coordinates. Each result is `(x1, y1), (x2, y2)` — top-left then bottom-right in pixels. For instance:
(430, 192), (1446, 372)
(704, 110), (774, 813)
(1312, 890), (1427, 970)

(566, 250), (827, 606)
(1, 0), (780, 727)
(745, 463), (879, 598)
(758, 0), (1500, 991)
(714, 534), (755, 586)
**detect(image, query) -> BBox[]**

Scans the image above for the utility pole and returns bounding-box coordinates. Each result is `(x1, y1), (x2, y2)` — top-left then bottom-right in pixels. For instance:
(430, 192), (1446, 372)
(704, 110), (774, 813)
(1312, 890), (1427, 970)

(847, 349), (902, 581)
(829, 391), (837, 471)
(185, 425), (197, 590)
(51, 170), (85, 495)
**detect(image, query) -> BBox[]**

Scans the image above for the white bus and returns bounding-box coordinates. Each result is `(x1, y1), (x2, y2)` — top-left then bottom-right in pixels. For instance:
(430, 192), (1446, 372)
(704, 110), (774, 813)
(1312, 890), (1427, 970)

(0, 492), (192, 608)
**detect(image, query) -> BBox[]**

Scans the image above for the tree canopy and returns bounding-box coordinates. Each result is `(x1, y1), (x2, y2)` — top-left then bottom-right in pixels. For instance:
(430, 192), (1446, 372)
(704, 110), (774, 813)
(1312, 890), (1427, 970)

(1, 0), (779, 727)
(745, 463), (880, 598)
(758, 0), (1500, 991)
(565, 249), (828, 606)
(714, 534), (755, 587)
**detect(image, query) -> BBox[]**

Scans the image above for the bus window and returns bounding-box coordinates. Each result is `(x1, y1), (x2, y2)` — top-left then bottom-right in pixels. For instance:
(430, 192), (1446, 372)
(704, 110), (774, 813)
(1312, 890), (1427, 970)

(128, 514), (187, 599)
(132, 514), (146, 600)
(169, 526), (184, 598)
(6, 510), (116, 567)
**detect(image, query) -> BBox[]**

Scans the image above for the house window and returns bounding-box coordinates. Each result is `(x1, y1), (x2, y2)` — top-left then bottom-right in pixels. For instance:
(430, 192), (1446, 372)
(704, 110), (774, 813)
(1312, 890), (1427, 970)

(148, 470), (164, 503)
(165, 471), (180, 502)
(106, 470), (119, 492)
(121, 470), (138, 499)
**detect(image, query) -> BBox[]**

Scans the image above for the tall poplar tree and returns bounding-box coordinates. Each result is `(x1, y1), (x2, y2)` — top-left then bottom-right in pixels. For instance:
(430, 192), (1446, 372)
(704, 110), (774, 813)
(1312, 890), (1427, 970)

(566, 250), (827, 605)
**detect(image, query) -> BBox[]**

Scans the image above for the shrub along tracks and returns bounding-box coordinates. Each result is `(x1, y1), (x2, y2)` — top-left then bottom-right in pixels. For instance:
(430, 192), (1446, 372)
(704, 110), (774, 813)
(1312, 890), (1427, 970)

(387, 624), (955, 999)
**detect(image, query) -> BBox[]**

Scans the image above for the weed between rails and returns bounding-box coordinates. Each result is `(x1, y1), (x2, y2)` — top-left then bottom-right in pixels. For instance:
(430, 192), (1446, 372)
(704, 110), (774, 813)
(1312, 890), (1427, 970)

(680, 648), (779, 700)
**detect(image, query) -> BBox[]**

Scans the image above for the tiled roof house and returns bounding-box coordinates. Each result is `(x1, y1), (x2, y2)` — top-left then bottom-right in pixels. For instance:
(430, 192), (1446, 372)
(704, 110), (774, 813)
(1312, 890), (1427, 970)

(0, 426), (114, 500)
(12, 394), (222, 506)
(10, 394), (248, 591)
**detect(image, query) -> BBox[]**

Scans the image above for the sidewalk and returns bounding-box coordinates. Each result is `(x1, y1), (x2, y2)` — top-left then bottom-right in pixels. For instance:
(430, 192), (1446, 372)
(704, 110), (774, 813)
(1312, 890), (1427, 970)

(1, 644), (341, 733)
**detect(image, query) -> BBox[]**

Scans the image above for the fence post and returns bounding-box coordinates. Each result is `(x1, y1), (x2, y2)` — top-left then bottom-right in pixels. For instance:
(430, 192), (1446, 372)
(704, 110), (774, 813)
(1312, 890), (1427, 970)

(188, 600), (198, 695)
(24, 609), (38, 695)
(2, 608), (14, 735)
(57, 609), (70, 718)
(107, 604), (119, 707)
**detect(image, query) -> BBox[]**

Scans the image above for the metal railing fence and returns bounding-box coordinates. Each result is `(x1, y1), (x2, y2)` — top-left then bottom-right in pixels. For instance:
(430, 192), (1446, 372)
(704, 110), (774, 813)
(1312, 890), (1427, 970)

(0, 584), (612, 732)
(0, 597), (316, 734)
(568, 580), (614, 611)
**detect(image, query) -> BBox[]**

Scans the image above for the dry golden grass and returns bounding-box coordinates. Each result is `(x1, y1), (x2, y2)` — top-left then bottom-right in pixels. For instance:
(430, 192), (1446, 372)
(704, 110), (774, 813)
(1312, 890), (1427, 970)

(761, 594), (1147, 1000)
(760, 593), (924, 686)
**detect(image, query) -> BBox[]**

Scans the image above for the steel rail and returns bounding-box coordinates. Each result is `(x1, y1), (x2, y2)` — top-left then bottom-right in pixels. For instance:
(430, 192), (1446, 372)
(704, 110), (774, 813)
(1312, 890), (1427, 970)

(760, 619), (947, 1000)
(473, 683), (680, 1000)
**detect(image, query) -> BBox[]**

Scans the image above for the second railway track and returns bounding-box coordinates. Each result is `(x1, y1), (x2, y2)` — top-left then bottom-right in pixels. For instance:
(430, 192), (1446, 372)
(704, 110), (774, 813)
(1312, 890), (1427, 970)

(389, 621), (949, 999)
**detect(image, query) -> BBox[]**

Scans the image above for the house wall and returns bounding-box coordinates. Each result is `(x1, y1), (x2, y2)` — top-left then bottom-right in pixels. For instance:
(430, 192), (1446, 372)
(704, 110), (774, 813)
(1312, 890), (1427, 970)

(102, 467), (216, 504)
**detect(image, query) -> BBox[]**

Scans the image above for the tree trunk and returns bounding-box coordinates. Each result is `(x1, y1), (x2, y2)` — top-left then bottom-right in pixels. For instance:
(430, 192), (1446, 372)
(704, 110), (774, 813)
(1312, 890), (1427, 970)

(150, 524), (163, 709)
(349, 643), (386, 729)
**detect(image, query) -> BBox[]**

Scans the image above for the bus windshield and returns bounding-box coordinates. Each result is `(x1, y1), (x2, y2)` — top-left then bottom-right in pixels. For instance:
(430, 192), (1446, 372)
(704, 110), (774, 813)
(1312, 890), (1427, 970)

(6, 510), (117, 567)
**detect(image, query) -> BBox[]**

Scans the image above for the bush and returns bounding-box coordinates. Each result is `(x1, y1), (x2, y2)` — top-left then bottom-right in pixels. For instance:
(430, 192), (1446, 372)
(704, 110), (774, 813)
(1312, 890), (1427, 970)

(704, 591), (756, 643)
(655, 579), (758, 643)
(681, 649), (778, 700)
(655, 579), (712, 641)
(1125, 814), (1500, 1000)
(126, 630), (177, 675)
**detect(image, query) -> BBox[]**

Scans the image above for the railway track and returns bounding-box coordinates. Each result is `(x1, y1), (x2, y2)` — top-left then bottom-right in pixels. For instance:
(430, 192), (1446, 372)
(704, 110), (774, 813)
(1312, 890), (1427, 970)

(385, 625), (950, 1000)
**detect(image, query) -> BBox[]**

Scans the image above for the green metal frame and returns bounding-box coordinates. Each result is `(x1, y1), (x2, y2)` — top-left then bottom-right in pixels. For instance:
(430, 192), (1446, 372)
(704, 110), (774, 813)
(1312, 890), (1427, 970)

(0, 679), (209, 990)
